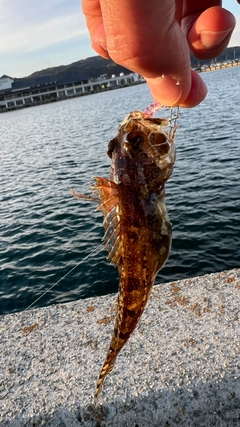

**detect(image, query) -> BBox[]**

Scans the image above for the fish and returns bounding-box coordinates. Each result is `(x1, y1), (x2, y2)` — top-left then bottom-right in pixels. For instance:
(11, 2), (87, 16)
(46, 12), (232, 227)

(72, 109), (177, 405)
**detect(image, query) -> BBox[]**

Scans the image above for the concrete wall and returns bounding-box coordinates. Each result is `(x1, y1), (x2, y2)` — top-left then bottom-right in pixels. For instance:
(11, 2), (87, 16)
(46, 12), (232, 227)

(0, 268), (239, 426)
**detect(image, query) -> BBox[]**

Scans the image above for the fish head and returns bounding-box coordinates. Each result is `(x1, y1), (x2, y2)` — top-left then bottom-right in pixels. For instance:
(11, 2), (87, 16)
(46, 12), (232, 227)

(107, 111), (176, 190)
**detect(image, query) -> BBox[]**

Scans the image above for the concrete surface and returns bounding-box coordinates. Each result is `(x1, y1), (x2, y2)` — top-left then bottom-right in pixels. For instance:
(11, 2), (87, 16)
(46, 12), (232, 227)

(0, 268), (239, 426)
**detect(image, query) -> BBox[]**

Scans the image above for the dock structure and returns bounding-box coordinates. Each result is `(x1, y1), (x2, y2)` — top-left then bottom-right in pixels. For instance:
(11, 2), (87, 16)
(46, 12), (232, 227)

(0, 72), (144, 113)
(0, 268), (239, 426)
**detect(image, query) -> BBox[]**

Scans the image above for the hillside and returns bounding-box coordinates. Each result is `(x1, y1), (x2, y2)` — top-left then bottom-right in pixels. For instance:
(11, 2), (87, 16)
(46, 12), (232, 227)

(19, 56), (131, 82)
(13, 46), (240, 83)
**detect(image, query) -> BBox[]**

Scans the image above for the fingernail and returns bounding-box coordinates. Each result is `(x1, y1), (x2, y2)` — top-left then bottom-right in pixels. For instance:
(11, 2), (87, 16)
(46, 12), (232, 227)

(146, 76), (183, 107)
(200, 29), (232, 48)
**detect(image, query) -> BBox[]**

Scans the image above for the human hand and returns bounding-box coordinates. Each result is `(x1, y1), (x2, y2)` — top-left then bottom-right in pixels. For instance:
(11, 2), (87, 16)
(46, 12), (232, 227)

(82, 1), (236, 107)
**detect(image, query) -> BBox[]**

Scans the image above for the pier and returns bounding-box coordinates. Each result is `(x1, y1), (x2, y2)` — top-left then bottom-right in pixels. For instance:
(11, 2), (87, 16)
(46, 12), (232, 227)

(0, 269), (239, 426)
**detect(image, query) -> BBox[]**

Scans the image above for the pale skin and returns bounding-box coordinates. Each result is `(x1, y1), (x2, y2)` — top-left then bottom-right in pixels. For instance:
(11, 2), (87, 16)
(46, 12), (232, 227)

(82, 0), (237, 107)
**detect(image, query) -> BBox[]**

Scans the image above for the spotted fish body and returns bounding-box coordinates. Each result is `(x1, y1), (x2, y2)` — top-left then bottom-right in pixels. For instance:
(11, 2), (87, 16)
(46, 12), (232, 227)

(72, 110), (176, 404)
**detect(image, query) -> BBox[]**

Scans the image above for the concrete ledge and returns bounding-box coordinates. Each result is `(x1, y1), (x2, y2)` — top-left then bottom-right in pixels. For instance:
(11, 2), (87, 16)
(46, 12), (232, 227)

(0, 269), (239, 426)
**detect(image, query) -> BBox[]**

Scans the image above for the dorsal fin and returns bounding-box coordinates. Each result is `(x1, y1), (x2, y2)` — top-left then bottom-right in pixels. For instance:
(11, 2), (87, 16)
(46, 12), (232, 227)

(94, 177), (122, 265)
(94, 177), (119, 216)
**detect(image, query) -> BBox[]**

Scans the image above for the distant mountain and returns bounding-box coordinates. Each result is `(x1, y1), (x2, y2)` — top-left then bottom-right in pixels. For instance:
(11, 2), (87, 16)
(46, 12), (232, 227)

(17, 56), (132, 82)
(13, 46), (240, 83)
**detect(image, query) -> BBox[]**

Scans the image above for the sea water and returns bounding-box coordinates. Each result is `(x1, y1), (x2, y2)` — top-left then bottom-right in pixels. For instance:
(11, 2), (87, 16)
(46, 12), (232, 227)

(0, 66), (239, 315)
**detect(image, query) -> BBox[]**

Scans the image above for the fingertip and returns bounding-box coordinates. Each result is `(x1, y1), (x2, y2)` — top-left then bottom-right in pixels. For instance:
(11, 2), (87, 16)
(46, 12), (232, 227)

(91, 40), (111, 59)
(146, 75), (184, 107)
(84, 15), (110, 59)
(146, 70), (207, 108)
(179, 70), (207, 108)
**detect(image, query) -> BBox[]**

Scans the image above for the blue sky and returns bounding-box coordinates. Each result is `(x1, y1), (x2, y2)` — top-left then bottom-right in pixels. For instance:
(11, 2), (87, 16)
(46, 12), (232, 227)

(0, 0), (240, 78)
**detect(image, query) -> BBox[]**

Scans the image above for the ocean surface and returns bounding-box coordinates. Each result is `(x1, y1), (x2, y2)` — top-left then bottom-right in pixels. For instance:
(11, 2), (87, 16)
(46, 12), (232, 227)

(1, 66), (239, 315)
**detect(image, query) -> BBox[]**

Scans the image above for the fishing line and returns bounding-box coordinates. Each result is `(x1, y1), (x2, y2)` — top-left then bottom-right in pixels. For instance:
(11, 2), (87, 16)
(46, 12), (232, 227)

(0, 242), (103, 334)
(22, 242), (104, 313)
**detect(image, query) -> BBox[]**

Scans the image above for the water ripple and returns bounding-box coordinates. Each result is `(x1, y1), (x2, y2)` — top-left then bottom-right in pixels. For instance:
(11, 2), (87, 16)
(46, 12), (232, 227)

(0, 67), (239, 314)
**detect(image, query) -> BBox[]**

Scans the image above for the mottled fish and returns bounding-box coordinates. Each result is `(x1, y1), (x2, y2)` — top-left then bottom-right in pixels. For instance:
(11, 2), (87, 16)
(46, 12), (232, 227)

(72, 109), (177, 404)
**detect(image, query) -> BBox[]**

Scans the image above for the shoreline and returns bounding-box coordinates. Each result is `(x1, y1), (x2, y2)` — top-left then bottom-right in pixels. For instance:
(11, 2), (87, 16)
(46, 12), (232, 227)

(1, 268), (239, 426)
(1, 61), (239, 114)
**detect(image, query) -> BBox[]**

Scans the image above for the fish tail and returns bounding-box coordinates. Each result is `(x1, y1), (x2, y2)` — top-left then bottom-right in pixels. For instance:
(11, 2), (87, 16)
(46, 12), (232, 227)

(94, 274), (154, 405)
(94, 342), (120, 406)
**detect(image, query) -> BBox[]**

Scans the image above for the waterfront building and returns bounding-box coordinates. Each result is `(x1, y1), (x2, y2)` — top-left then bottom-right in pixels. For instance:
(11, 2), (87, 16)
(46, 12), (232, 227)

(0, 73), (143, 113)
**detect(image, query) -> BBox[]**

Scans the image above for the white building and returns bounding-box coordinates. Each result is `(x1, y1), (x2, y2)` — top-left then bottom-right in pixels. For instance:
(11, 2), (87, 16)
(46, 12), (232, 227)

(0, 75), (14, 91)
(0, 73), (144, 112)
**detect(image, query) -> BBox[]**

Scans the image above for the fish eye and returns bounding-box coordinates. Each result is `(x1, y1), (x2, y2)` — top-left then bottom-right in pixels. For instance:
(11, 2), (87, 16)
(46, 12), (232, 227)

(125, 131), (142, 150)
(107, 137), (118, 158)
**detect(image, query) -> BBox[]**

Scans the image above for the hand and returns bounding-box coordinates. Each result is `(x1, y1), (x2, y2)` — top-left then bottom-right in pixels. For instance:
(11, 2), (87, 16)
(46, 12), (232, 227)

(82, 1), (236, 107)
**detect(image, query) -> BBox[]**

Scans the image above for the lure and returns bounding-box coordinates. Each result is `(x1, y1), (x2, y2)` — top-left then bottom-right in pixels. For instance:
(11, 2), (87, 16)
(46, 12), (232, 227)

(72, 107), (177, 404)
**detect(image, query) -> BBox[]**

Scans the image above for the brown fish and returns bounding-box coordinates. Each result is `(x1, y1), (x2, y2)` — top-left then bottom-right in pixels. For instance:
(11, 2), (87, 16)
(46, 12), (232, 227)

(72, 110), (177, 404)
